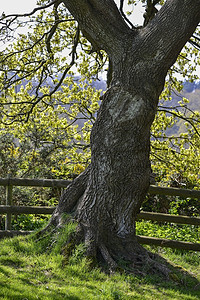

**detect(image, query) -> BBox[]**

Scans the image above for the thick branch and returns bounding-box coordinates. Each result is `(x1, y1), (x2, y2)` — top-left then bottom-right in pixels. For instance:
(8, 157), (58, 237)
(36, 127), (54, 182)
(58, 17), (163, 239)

(143, 0), (200, 73)
(62, 0), (134, 54)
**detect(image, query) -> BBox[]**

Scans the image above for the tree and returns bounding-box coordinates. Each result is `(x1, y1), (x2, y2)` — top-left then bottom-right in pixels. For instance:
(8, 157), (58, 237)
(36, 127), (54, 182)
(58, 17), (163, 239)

(1, 0), (200, 275)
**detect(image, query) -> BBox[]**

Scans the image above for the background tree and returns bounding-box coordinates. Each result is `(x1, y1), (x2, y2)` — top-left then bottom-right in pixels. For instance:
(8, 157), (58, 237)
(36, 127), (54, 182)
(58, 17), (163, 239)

(0, 0), (200, 275)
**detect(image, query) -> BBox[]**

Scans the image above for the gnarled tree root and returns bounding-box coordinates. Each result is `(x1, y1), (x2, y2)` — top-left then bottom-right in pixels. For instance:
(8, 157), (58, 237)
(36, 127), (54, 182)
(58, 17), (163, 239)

(36, 217), (170, 278)
(35, 166), (170, 278)
(58, 224), (170, 278)
(37, 166), (90, 237)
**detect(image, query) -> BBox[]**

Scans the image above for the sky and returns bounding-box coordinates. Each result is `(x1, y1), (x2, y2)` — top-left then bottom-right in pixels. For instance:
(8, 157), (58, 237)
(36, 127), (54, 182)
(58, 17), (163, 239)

(1, 0), (145, 25)
(2, 0), (38, 15)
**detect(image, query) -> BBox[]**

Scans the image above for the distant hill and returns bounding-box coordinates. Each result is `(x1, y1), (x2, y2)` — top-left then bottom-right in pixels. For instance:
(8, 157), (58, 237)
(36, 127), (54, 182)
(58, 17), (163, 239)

(160, 81), (200, 136)
(173, 81), (200, 111)
(13, 76), (200, 135)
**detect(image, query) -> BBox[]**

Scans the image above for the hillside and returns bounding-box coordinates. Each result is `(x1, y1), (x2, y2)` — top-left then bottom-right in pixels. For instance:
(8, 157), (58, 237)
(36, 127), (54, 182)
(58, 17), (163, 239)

(157, 81), (200, 136)
(10, 77), (200, 136)
(171, 81), (200, 112)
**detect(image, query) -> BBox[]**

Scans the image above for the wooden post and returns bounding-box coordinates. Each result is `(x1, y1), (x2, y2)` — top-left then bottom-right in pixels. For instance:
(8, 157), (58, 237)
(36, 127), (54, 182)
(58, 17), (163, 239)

(5, 181), (13, 230)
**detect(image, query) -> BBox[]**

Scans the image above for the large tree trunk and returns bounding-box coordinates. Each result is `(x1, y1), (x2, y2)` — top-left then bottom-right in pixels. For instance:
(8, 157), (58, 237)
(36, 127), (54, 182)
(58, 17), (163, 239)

(42, 0), (200, 275)
(77, 84), (156, 261)
(46, 51), (166, 272)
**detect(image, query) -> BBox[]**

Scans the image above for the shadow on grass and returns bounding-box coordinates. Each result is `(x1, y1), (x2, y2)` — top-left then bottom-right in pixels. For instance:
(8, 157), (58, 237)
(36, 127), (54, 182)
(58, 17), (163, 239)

(0, 282), (81, 300)
(0, 234), (199, 299)
(135, 252), (200, 298)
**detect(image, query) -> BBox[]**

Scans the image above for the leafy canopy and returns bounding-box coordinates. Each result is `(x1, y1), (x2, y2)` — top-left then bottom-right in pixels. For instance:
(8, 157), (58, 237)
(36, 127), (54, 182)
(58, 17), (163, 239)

(0, 0), (200, 190)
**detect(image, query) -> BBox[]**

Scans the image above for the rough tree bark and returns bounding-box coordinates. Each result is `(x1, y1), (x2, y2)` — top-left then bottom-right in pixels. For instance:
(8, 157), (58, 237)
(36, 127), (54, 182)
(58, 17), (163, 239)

(44, 0), (200, 275)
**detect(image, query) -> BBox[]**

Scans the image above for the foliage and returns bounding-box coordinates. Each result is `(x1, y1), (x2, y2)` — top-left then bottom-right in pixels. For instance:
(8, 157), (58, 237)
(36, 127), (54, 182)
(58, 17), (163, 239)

(0, 2), (103, 225)
(0, 78), (101, 179)
(151, 88), (200, 190)
(0, 0), (200, 226)
(136, 220), (200, 243)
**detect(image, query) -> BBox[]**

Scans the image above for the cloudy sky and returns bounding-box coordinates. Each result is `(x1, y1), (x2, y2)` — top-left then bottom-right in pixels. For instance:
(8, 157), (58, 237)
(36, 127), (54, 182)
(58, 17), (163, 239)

(2, 0), (37, 14)
(1, 0), (145, 25)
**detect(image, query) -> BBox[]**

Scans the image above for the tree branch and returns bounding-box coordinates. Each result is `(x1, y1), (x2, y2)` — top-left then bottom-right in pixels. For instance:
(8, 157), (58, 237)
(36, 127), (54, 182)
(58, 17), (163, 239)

(143, 0), (159, 26)
(46, 1), (62, 55)
(1, 25), (80, 124)
(119, 0), (135, 29)
(0, 0), (61, 21)
(142, 0), (200, 75)
(158, 108), (200, 137)
(62, 0), (134, 54)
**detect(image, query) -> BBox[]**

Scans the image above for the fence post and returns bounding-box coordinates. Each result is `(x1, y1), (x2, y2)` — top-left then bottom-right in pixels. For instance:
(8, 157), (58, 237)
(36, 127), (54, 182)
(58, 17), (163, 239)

(5, 177), (13, 230)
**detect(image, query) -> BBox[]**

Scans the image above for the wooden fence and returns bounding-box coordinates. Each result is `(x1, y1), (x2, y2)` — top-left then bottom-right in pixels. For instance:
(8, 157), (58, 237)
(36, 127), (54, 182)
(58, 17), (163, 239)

(0, 177), (200, 251)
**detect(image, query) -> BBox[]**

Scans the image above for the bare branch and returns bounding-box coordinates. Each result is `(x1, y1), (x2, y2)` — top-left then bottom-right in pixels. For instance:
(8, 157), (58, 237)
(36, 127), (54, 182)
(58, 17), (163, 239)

(143, 0), (159, 26)
(1, 25), (80, 124)
(46, 1), (62, 54)
(188, 39), (200, 51)
(158, 108), (200, 137)
(189, 31), (200, 50)
(119, 0), (135, 29)
(0, 0), (61, 21)
(150, 152), (177, 168)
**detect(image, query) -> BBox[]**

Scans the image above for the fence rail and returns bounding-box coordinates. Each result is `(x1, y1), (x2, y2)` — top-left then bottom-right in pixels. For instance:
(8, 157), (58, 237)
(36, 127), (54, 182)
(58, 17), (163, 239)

(0, 178), (71, 188)
(0, 177), (200, 251)
(1, 177), (200, 197)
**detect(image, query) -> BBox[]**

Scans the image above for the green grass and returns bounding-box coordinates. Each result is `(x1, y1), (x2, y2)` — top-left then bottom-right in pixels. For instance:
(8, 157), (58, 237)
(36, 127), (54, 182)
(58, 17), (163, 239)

(136, 220), (200, 243)
(0, 222), (199, 299)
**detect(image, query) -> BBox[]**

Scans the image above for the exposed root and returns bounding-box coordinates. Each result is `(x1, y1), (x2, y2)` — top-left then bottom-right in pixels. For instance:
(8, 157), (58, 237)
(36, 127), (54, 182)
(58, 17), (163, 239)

(123, 245), (170, 278)
(32, 162), (170, 278)
(36, 167), (90, 237)
(146, 255), (170, 277)
(96, 239), (170, 278)
(34, 217), (170, 278)
(134, 251), (170, 278)
(99, 243), (118, 273)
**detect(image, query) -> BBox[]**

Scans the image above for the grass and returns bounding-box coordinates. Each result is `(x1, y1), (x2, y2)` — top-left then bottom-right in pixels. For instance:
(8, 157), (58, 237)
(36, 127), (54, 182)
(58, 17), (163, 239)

(136, 220), (200, 243)
(0, 221), (199, 299)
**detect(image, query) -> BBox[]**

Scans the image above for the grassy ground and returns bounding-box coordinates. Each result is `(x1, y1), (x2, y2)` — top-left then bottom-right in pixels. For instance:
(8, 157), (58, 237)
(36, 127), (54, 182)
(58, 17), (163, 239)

(0, 222), (199, 300)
